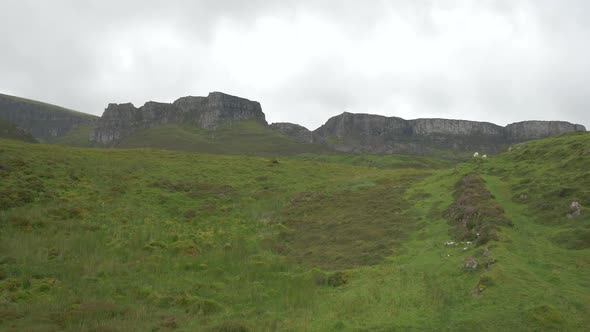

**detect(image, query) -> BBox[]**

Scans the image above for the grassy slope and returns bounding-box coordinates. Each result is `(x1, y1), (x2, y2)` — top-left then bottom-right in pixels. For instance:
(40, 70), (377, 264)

(0, 119), (37, 143)
(0, 132), (589, 331)
(117, 121), (333, 156)
(48, 123), (96, 148)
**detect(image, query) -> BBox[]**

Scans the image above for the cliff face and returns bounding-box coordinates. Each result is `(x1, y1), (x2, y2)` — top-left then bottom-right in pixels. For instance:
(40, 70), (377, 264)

(0, 93), (97, 142)
(504, 121), (587, 142)
(92, 92), (266, 144)
(310, 113), (586, 155)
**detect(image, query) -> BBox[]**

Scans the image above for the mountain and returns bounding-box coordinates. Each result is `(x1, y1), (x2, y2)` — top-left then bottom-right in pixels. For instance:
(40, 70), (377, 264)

(90, 92), (331, 155)
(1, 131), (588, 330)
(91, 92), (267, 144)
(0, 118), (37, 143)
(289, 112), (585, 156)
(0, 91), (586, 157)
(0, 93), (98, 142)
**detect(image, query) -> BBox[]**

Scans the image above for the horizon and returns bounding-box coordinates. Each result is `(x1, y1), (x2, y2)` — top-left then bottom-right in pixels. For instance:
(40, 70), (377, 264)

(1, 90), (587, 131)
(1, 1), (590, 129)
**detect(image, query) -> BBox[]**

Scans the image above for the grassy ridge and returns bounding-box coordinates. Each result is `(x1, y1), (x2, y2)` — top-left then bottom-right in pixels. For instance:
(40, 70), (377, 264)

(0, 132), (589, 331)
(117, 121), (333, 156)
(0, 93), (96, 120)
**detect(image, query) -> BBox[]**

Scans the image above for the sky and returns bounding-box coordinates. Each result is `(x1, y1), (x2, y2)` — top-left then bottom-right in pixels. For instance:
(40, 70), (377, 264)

(1, 1), (589, 130)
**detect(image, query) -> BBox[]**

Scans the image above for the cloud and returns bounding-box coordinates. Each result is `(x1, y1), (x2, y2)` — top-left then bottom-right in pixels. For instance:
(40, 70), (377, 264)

(0, 0), (588, 129)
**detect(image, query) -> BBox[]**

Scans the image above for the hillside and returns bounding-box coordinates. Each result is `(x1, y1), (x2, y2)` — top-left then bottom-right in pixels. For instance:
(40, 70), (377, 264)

(0, 132), (588, 331)
(0, 93), (97, 142)
(0, 118), (37, 143)
(115, 121), (333, 156)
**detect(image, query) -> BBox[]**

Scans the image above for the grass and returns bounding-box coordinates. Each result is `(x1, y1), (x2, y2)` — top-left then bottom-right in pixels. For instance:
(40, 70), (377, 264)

(0, 119), (37, 143)
(0, 131), (589, 331)
(48, 123), (96, 148)
(116, 121), (333, 156)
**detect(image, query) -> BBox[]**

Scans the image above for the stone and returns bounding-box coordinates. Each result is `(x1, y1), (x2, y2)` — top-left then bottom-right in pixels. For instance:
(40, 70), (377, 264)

(484, 258), (496, 269)
(567, 201), (582, 218)
(463, 256), (478, 271)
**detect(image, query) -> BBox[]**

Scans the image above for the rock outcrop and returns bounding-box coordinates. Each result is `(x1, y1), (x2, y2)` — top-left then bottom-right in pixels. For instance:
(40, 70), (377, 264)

(504, 121), (586, 142)
(92, 92), (266, 144)
(0, 93), (97, 142)
(269, 122), (323, 143)
(309, 112), (586, 155)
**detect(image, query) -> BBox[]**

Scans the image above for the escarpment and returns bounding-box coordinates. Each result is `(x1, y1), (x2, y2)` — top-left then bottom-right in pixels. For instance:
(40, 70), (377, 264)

(2, 90), (585, 156)
(308, 113), (586, 155)
(0, 93), (97, 142)
(91, 92), (266, 144)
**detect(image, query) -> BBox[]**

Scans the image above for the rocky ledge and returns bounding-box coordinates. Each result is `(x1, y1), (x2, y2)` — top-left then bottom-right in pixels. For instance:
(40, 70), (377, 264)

(92, 92), (266, 144)
(305, 112), (586, 155)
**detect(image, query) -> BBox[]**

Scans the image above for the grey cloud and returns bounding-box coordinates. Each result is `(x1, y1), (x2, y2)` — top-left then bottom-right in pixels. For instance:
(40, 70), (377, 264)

(0, 0), (588, 129)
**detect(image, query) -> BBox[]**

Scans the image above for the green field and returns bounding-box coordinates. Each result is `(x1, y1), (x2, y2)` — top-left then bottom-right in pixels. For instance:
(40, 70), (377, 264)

(0, 132), (589, 331)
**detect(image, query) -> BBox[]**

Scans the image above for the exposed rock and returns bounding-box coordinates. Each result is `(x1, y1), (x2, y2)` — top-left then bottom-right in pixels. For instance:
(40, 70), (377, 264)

(567, 201), (582, 218)
(172, 92), (266, 129)
(504, 121), (586, 142)
(92, 92), (266, 144)
(463, 256), (478, 271)
(313, 112), (416, 154)
(311, 112), (585, 155)
(0, 93), (97, 142)
(483, 258), (497, 269)
(269, 122), (323, 143)
(411, 118), (504, 136)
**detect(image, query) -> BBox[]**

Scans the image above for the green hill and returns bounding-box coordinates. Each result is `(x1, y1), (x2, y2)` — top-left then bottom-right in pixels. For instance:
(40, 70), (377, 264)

(0, 118), (37, 143)
(116, 121), (334, 156)
(0, 132), (588, 331)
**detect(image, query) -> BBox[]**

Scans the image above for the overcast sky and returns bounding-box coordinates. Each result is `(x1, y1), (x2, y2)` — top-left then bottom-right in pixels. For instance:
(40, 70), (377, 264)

(1, 1), (589, 129)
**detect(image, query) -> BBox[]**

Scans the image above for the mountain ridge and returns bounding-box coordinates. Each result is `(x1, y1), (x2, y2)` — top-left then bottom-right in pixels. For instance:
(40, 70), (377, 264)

(0, 91), (586, 156)
(276, 112), (585, 155)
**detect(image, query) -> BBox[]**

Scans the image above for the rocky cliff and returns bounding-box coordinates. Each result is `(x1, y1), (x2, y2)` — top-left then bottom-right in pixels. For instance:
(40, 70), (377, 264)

(92, 92), (266, 144)
(504, 121), (586, 142)
(308, 113), (586, 155)
(0, 93), (97, 142)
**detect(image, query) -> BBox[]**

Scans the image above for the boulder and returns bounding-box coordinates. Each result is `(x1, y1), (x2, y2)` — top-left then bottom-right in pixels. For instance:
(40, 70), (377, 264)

(567, 201), (582, 218)
(463, 256), (478, 271)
